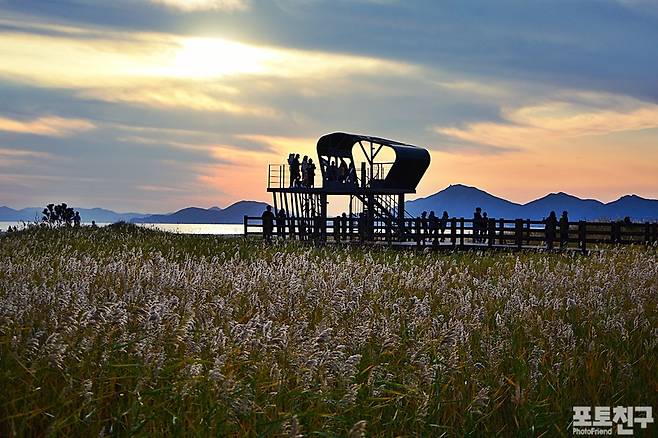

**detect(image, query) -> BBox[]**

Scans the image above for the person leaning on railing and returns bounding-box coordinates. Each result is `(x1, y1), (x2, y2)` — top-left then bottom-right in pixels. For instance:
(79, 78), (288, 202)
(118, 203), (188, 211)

(261, 206), (275, 242)
(559, 211), (569, 247)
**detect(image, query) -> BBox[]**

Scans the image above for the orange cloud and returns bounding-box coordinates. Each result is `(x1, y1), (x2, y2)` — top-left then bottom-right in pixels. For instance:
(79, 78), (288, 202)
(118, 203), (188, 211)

(435, 98), (658, 149)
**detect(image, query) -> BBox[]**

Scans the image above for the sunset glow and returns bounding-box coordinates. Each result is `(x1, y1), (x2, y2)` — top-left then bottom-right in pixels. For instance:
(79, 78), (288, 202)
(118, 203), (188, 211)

(0, 1), (656, 212)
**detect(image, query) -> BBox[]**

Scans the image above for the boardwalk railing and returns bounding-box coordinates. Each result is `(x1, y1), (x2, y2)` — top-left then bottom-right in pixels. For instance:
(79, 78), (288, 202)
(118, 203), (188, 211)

(244, 215), (658, 252)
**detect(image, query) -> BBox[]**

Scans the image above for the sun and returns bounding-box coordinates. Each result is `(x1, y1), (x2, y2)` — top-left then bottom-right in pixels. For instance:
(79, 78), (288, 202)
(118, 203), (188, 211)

(165, 37), (275, 78)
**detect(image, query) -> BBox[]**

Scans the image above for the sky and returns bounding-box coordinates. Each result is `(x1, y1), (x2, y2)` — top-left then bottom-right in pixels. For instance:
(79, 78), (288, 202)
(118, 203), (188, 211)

(1, 0), (657, 213)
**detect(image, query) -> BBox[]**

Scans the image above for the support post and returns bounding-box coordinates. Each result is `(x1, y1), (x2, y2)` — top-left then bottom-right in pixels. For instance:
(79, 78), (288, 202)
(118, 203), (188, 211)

(397, 193), (405, 241)
(488, 218), (495, 247)
(498, 218), (504, 245)
(610, 221), (617, 244)
(515, 219), (523, 249)
(526, 219), (531, 245)
(451, 218), (457, 246)
(320, 193), (327, 242)
(366, 193), (374, 241)
(243, 215), (248, 238)
(459, 217), (465, 248)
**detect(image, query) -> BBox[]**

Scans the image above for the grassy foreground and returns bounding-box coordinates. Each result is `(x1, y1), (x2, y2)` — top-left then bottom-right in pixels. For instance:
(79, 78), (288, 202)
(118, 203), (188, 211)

(0, 225), (656, 436)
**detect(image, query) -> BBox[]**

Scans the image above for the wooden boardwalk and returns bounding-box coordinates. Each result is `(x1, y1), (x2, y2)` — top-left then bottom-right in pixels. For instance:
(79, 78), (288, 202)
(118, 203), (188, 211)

(244, 216), (658, 252)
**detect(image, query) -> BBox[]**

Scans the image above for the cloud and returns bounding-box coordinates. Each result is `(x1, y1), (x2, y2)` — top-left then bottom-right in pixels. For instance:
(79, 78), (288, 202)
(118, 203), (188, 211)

(0, 115), (95, 137)
(146, 0), (249, 12)
(0, 22), (417, 115)
(80, 84), (277, 116)
(434, 94), (658, 149)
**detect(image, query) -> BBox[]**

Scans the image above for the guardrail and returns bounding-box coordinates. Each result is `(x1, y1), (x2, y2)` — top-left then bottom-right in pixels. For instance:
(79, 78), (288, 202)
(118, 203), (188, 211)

(244, 215), (658, 252)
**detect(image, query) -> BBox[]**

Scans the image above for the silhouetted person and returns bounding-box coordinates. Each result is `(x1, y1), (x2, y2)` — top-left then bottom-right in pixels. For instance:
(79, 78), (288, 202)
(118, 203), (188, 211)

(428, 211), (438, 244)
(91, 220), (97, 228)
(74, 211), (81, 227)
(276, 209), (286, 238)
(623, 216), (632, 225)
(338, 159), (348, 183)
(326, 159), (336, 182)
(559, 211), (569, 248)
(439, 211), (449, 242)
(480, 211), (489, 242)
(358, 212), (366, 241)
(289, 154), (301, 187)
(307, 159), (316, 188)
(341, 212), (348, 240)
(544, 210), (557, 249)
(261, 206), (275, 242)
(473, 207), (482, 243)
(301, 156), (309, 187)
(420, 211), (428, 240)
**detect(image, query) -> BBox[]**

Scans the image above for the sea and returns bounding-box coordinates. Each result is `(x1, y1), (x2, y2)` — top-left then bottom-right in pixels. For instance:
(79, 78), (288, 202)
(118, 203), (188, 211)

(0, 222), (243, 235)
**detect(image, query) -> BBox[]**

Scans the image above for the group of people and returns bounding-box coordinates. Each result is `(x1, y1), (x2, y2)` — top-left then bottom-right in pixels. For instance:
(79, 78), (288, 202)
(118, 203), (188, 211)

(324, 158), (351, 184)
(287, 154), (316, 188)
(261, 204), (587, 249)
(544, 210), (570, 248)
(418, 210), (450, 242)
(261, 205), (327, 242)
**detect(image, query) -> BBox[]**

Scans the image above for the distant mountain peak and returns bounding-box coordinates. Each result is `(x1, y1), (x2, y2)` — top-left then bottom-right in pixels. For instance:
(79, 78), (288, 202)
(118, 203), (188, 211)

(407, 185), (658, 221)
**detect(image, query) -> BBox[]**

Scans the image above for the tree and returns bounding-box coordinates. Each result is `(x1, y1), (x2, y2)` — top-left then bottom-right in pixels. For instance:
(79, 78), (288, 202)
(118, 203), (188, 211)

(42, 203), (79, 227)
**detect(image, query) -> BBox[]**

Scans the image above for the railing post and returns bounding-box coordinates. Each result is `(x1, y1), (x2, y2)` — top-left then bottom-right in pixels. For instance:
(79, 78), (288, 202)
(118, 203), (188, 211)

(450, 218), (457, 247)
(525, 219), (531, 245)
(515, 219), (523, 249)
(610, 221), (617, 244)
(579, 221), (587, 254)
(498, 218), (504, 245)
(488, 218), (495, 247)
(385, 218), (392, 245)
(243, 215), (248, 237)
(415, 218), (421, 247)
(459, 217), (465, 248)
(645, 222), (651, 245)
(653, 223), (658, 245)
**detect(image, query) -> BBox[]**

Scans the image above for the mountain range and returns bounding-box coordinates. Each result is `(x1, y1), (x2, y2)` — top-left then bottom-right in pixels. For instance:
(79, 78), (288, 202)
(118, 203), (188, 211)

(0, 201), (269, 224)
(130, 201), (268, 224)
(405, 184), (658, 221)
(0, 206), (145, 223)
(2, 185), (657, 224)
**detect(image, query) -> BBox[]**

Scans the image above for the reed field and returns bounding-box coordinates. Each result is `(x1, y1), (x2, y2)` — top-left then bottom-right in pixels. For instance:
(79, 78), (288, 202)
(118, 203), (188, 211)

(1, 224), (656, 436)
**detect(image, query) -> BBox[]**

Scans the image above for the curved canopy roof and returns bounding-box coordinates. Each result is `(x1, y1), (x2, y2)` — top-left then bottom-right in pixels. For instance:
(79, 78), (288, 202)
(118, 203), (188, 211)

(317, 132), (430, 192)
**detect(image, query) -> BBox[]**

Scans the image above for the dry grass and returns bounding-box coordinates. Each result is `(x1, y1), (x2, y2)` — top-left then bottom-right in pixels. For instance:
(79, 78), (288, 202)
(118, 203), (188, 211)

(0, 225), (656, 436)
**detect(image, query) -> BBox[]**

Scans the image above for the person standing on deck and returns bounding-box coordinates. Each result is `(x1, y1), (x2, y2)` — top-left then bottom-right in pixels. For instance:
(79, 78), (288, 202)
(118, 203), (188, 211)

(337, 159), (348, 183)
(473, 207), (482, 243)
(429, 211), (438, 245)
(440, 211), (449, 242)
(276, 209), (286, 238)
(544, 210), (558, 249)
(262, 206), (275, 242)
(289, 154), (301, 187)
(301, 156), (309, 187)
(420, 211), (429, 242)
(482, 212), (489, 244)
(307, 159), (316, 188)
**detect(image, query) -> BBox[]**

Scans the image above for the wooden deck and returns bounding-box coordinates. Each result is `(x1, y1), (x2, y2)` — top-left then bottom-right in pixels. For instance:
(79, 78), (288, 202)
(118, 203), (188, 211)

(244, 216), (658, 253)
